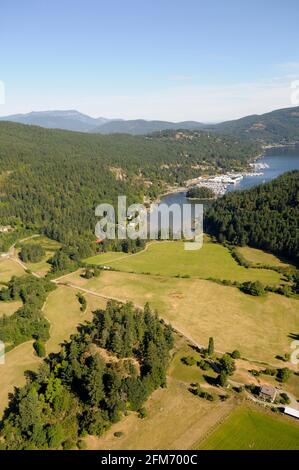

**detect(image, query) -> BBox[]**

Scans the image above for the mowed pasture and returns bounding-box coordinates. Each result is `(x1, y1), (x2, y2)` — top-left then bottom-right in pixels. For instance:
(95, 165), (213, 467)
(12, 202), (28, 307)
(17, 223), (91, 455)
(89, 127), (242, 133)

(198, 406), (299, 450)
(236, 246), (294, 269)
(84, 251), (129, 265)
(0, 300), (22, 317)
(86, 376), (235, 450)
(44, 286), (107, 354)
(88, 241), (283, 285)
(64, 270), (299, 363)
(0, 258), (25, 283)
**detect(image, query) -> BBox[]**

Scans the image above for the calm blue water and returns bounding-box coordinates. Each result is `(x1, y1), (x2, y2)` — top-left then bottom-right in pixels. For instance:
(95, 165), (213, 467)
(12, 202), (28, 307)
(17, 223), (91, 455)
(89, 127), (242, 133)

(153, 146), (299, 233)
(161, 146), (299, 207)
(227, 146), (299, 193)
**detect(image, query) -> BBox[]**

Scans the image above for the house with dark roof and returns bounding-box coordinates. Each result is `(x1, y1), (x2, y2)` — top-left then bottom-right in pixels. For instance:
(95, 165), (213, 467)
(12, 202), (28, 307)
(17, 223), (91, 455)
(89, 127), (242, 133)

(259, 385), (277, 403)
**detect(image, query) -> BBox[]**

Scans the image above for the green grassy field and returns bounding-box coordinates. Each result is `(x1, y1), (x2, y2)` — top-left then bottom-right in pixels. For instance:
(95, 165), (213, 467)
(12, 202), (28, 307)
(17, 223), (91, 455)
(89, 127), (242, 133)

(64, 270), (299, 363)
(84, 251), (129, 265)
(44, 286), (107, 354)
(169, 344), (218, 385)
(0, 259), (26, 283)
(198, 407), (299, 450)
(94, 241), (283, 285)
(18, 236), (61, 276)
(236, 246), (294, 269)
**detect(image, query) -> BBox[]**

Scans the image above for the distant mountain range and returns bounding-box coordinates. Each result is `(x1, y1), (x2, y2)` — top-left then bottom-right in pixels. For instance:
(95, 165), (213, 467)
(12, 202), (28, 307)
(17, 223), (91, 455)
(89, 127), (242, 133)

(0, 110), (204, 134)
(0, 110), (109, 133)
(94, 119), (205, 134)
(206, 106), (299, 144)
(1, 106), (299, 143)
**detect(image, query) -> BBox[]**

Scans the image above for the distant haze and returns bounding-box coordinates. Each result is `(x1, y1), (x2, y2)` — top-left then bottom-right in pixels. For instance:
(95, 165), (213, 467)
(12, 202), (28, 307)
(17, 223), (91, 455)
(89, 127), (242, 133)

(1, 106), (299, 145)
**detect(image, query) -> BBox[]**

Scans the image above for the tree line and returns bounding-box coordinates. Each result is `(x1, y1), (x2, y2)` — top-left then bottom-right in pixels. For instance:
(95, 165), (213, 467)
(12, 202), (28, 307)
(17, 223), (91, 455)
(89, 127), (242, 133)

(0, 275), (55, 349)
(204, 171), (299, 265)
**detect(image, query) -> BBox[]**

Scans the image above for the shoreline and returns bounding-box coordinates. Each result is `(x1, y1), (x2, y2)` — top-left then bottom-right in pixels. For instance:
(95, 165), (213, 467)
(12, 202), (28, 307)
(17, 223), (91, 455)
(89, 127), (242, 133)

(150, 153), (269, 205)
(149, 143), (299, 206)
(262, 141), (299, 150)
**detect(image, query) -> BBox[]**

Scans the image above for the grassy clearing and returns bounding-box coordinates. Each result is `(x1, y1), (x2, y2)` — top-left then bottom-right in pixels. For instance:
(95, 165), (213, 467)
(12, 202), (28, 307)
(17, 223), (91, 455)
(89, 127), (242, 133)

(198, 406), (299, 450)
(64, 270), (299, 364)
(23, 254), (52, 277)
(169, 344), (218, 386)
(19, 235), (61, 251)
(236, 246), (294, 269)
(86, 377), (235, 450)
(0, 300), (22, 317)
(84, 251), (130, 265)
(0, 259), (26, 283)
(44, 286), (107, 354)
(18, 236), (61, 277)
(102, 241), (283, 285)
(0, 341), (41, 416)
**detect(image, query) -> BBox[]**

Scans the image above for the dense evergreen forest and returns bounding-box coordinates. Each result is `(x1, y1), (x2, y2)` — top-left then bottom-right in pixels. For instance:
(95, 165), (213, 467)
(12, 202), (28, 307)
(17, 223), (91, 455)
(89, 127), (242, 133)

(186, 186), (215, 199)
(204, 171), (299, 264)
(0, 122), (260, 256)
(0, 275), (55, 350)
(0, 301), (174, 450)
(205, 106), (299, 144)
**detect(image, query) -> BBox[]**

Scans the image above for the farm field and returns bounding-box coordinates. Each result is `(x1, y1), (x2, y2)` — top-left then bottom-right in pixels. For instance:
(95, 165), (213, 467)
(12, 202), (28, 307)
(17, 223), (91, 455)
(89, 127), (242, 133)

(84, 251), (129, 265)
(198, 406), (299, 450)
(23, 256), (52, 277)
(63, 270), (299, 363)
(91, 241), (283, 285)
(0, 258), (26, 283)
(17, 235), (61, 277)
(0, 300), (22, 317)
(236, 246), (294, 269)
(0, 341), (41, 416)
(86, 375), (235, 450)
(44, 286), (107, 353)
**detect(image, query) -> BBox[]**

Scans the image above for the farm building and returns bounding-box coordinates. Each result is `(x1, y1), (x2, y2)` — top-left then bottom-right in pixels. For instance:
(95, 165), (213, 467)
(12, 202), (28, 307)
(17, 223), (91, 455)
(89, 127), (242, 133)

(259, 385), (277, 403)
(284, 407), (299, 419)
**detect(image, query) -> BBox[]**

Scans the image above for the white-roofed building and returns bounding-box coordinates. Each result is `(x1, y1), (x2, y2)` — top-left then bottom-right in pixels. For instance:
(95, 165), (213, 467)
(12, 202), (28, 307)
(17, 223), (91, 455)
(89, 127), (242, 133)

(284, 407), (299, 419)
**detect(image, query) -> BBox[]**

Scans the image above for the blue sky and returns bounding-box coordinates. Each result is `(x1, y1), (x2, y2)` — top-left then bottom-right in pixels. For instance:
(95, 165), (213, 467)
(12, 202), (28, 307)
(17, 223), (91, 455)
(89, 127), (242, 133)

(1, 0), (299, 121)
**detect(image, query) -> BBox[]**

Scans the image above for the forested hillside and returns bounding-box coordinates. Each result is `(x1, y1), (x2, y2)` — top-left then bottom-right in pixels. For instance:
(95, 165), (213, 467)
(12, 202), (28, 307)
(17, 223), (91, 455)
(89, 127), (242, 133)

(0, 301), (174, 450)
(2, 106), (299, 144)
(0, 122), (259, 254)
(0, 275), (55, 350)
(207, 106), (299, 144)
(204, 171), (299, 263)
